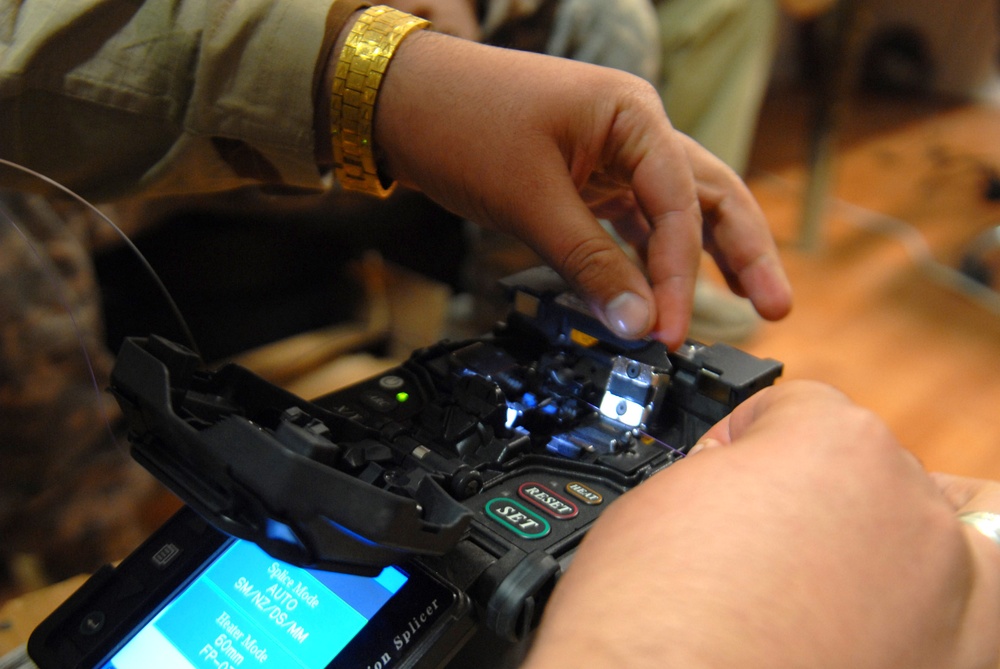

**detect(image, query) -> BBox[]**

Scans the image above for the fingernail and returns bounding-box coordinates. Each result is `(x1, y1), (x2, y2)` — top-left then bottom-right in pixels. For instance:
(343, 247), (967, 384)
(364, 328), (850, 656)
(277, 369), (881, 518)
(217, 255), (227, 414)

(688, 437), (722, 456)
(604, 292), (649, 339)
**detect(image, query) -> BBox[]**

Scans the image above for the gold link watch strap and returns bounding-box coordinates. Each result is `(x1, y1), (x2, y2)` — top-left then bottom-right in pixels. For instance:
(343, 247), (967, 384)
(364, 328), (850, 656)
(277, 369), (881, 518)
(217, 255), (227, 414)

(331, 6), (430, 197)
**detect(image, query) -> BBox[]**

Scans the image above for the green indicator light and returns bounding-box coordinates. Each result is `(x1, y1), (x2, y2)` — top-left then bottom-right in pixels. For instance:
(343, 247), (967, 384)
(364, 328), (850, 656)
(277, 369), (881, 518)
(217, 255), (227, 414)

(396, 392), (409, 403)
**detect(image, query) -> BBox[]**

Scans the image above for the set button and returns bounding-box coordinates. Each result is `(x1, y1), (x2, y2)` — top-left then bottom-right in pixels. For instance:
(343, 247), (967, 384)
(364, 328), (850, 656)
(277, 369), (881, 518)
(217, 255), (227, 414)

(485, 498), (550, 540)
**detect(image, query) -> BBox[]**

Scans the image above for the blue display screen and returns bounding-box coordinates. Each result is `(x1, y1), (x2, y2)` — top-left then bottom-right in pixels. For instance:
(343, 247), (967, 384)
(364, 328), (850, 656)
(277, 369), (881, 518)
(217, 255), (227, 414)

(101, 540), (408, 669)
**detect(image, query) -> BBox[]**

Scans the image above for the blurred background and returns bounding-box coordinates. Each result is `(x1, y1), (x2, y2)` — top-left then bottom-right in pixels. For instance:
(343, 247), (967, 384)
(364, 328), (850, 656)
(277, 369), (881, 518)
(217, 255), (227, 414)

(742, 0), (1000, 481)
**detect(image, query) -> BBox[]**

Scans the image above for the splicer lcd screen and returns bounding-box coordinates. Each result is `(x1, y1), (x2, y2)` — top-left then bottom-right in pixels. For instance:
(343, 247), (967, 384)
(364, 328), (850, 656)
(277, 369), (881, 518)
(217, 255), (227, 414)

(102, 539), (408, 669)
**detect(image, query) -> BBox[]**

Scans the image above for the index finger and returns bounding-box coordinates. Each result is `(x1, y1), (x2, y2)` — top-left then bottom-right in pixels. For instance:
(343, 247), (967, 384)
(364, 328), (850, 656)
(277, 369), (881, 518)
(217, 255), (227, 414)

(623, 115), (704, 348)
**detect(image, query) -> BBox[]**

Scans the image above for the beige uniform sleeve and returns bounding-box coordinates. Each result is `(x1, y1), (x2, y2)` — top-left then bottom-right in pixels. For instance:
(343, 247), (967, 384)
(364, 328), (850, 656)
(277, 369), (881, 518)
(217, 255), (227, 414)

(0, 0), (366, 200)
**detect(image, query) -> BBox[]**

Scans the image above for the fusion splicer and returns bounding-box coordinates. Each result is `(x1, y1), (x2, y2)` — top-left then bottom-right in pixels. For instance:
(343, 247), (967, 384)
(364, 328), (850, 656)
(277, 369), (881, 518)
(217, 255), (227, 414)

(88, 267), (782, 667)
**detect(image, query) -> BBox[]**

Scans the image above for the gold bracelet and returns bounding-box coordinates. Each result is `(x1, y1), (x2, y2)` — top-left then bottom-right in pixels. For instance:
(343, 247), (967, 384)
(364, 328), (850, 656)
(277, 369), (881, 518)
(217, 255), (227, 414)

(331, 6), (430, 197)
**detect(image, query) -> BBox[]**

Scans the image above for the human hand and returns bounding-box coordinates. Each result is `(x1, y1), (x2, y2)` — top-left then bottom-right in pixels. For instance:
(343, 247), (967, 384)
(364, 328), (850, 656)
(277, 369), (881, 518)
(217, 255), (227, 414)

(373, 31), (791, 349)
(521, 381), (1000, 668)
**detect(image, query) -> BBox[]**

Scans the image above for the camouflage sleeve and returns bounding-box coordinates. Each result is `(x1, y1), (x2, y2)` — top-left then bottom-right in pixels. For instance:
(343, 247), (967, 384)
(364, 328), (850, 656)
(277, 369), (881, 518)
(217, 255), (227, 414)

(0, 0), (378, 594)
(0, 193), (116, 468)
(0, 192), (142, 582)
(0, 0), (359, 201)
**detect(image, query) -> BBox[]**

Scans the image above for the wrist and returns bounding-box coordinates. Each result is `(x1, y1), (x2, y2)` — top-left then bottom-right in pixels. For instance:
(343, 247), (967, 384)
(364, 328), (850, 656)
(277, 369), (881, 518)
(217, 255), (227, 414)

(316, 4), (370, 166)
(322, 5), (430, 197)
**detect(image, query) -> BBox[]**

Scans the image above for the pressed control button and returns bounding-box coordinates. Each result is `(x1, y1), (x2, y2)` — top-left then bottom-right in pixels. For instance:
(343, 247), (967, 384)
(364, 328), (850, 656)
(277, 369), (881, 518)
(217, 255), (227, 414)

(485, 498), (550, 539)
(565, 481), (603, 505)
(518, 482), (578, 519)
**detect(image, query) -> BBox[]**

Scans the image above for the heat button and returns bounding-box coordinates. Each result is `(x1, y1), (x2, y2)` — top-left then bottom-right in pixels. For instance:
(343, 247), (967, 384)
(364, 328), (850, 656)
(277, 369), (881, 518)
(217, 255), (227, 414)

(565, 481), (603, 505)
(485, 498), (551, 539)
(518, 482), (579, 519)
